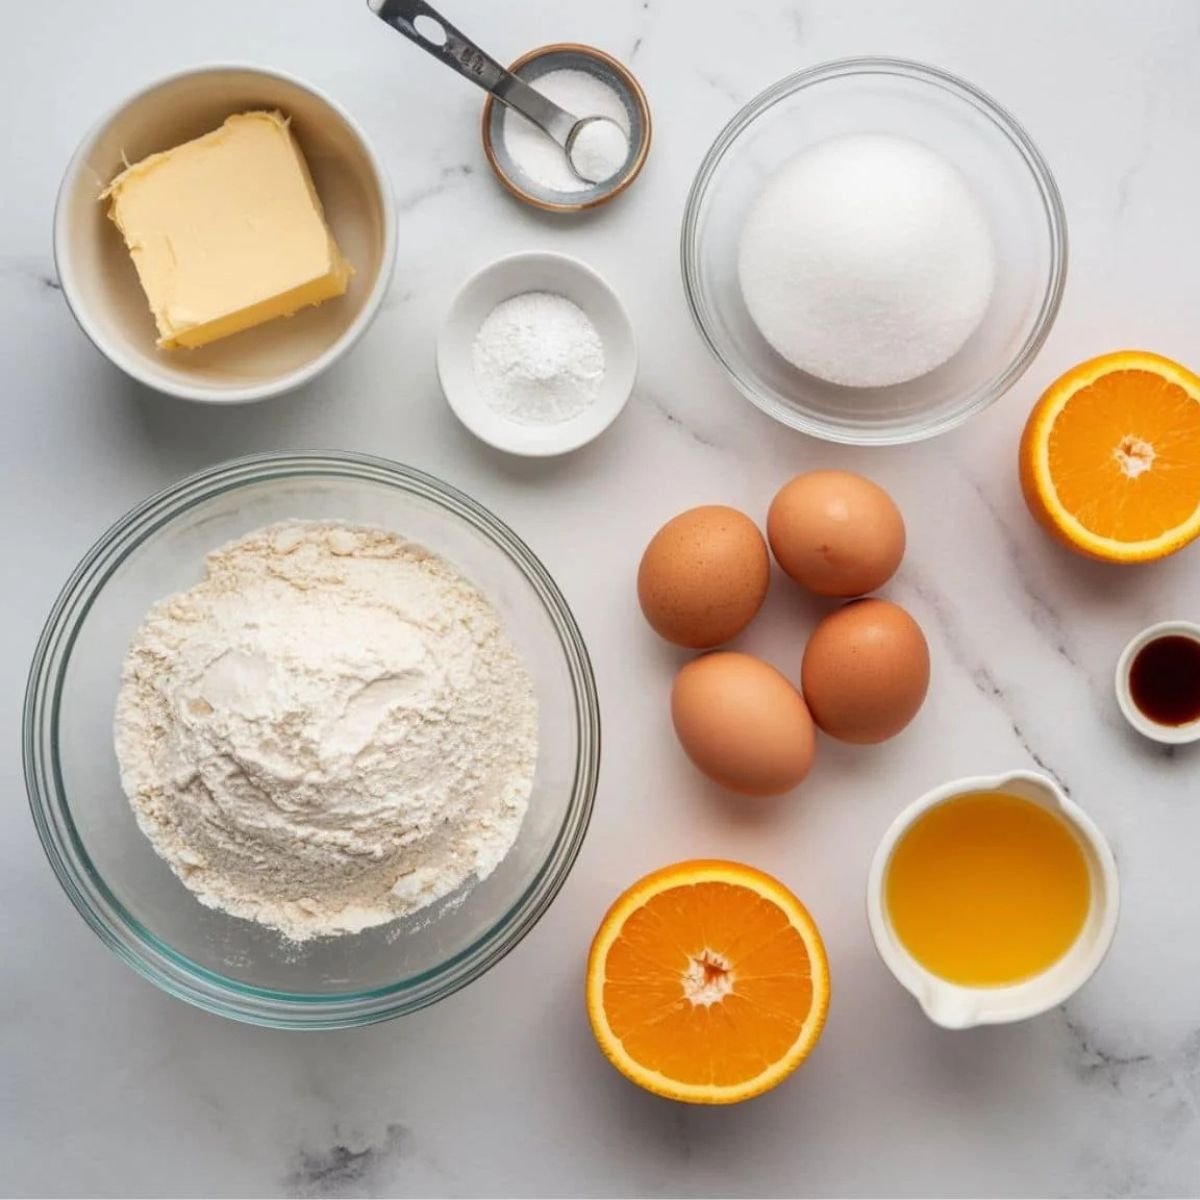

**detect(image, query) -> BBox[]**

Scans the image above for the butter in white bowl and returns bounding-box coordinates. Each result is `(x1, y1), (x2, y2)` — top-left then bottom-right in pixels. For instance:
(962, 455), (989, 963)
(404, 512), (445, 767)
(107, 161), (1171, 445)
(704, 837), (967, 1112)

(102, 110), (353, 350)
(54, 64), (396, 403)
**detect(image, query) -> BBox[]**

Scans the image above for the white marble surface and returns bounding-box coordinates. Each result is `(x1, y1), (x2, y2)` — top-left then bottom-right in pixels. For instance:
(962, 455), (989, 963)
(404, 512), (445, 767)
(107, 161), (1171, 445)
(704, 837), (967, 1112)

(4, 2), (1200, 1196)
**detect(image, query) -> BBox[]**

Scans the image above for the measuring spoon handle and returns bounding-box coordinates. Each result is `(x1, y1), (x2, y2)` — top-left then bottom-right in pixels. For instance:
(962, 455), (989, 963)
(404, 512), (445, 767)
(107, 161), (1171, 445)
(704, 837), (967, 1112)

(368, 0), (577, 145)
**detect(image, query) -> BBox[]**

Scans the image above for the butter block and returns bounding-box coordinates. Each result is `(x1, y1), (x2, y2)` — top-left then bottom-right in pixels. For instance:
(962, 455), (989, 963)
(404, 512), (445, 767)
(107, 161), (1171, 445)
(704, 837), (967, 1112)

(102, 111), (354, 350)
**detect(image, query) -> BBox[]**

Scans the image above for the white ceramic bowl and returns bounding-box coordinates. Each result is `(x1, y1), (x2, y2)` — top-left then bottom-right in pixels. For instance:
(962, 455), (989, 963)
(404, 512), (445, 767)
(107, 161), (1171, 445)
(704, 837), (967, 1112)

(867, 770), (1119, 1029)
(437, 251), (636, 456)
(1115, 620), (1200, 745)
(54, 64), (397, 403)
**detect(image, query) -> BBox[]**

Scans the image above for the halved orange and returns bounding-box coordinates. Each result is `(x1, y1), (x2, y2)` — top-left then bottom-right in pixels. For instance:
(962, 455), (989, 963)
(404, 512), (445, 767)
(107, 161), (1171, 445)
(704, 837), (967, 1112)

(586, 860), (830, 1105)
(1019, 350), (1200, 562)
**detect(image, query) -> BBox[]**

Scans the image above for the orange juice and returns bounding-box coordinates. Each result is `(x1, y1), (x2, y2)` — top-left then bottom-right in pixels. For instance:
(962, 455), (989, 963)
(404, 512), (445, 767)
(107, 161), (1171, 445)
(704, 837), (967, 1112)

(885, 791), (1091, 986)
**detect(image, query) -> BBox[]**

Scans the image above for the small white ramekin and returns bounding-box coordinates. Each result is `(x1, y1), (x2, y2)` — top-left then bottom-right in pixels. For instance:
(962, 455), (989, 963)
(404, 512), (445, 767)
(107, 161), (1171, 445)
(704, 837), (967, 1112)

(54, 64), (397, 403)
(1115, 620), (1200, 745)
(437, 251), (636, 457)
(867, 770), (1119, 1029)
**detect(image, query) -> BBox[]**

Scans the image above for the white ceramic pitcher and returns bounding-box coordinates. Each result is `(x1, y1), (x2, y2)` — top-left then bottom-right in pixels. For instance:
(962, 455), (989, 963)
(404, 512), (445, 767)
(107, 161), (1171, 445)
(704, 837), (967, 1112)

(866, 770), (1120, 1029)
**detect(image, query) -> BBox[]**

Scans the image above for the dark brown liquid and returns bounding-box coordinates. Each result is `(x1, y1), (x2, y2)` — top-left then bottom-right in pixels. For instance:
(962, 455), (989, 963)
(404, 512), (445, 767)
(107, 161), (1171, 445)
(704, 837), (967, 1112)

(1129, 635), (1200, 726)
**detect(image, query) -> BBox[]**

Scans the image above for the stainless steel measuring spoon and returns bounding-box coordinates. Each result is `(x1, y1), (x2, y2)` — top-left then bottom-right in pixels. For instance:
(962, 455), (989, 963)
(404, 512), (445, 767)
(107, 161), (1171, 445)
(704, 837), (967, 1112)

(367, 0), (628, 184)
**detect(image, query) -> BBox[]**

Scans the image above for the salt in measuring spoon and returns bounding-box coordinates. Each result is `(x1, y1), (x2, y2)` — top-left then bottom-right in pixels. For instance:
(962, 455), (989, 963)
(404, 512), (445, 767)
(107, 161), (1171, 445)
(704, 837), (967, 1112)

(368, 0), (629, 185)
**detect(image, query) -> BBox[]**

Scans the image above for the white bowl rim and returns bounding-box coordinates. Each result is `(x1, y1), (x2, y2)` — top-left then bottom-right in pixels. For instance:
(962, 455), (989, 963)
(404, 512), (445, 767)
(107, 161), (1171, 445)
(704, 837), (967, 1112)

(436, 249), (637, 457)
(1114, 619), (1200, 744)
(866, 769), (1120, 1028)
(52, 61), (398, 405)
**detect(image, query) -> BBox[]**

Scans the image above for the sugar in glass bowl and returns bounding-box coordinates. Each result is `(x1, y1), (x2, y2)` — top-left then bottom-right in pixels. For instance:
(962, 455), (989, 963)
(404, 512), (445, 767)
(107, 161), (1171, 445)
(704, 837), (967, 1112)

(24, 452), (599, 1028)
(681, 58), (1067, 446)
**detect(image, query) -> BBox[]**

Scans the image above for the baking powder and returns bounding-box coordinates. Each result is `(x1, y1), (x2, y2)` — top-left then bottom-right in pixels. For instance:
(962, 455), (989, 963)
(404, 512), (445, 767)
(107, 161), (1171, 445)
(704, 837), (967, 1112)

(472, 291), (605, 425)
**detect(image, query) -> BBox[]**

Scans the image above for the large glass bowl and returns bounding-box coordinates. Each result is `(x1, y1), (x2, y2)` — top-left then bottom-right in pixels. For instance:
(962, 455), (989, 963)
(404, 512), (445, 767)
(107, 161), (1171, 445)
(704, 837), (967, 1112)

(681, 58), (1067, 445)
(24, 452), (599, 1028)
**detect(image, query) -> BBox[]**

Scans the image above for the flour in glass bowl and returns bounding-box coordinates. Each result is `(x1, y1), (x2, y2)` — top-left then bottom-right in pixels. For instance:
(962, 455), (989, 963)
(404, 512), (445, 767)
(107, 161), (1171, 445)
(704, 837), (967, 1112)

(114, 520), (539, 943)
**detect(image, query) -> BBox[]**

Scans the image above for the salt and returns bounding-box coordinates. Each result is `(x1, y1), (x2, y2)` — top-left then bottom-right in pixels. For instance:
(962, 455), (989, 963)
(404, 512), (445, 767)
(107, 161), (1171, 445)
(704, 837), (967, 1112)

(738, 133), (996, 389)
(569, 119), (629, 184)
(502, 69), (630, 194)
(472, 291), (605, 425)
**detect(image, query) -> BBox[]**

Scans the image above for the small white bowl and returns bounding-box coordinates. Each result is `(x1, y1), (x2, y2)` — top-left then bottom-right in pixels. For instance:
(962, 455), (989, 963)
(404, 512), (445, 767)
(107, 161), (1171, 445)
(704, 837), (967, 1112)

(54, 64), (397, 404)
(1115, 620), (1200, 745)
(867, 770), (1119, 1029)
(437, 251), (636, 456)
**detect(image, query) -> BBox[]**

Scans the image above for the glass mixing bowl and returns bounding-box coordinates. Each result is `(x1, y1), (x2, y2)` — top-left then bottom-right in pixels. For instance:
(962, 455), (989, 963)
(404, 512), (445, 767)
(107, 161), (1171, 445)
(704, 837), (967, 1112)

(24, 452), (599, 1028)
(681, 58), (1067, 445)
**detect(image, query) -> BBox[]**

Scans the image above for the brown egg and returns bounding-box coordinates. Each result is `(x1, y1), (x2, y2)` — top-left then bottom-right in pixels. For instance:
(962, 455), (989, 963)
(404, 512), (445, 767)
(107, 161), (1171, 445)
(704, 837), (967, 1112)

(767, 470), (906, 597)
(671, 652), (816, 795)
(638, 506), (770, 648)
(801, 599), (930, 744)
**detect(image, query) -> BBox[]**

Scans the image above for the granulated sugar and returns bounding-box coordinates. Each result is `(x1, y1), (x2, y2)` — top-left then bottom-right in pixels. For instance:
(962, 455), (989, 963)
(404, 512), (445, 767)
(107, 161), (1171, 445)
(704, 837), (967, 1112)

(738, 133), (996, 389)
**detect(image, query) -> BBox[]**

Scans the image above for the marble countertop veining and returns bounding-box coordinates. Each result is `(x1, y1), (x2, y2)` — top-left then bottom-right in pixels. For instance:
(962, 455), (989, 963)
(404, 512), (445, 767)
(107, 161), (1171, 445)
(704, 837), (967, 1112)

(3, 2), (1200, 1196)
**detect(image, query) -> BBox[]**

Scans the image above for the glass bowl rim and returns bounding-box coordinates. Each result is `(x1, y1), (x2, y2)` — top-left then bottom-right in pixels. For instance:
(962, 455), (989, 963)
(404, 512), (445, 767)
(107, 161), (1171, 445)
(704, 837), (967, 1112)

(680, 55), (1069, 446)
(23, 450), (601, 1029)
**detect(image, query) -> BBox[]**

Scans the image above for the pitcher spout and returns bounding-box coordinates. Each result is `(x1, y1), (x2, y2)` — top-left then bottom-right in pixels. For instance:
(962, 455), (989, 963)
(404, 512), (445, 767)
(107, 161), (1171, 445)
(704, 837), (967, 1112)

(920, 989), (980, 1030)
(995, 769), (1068, 813)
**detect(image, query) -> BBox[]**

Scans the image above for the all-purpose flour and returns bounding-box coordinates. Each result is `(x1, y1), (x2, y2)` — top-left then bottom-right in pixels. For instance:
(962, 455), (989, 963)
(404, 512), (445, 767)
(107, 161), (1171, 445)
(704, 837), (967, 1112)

(114, 520), (538, 942)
